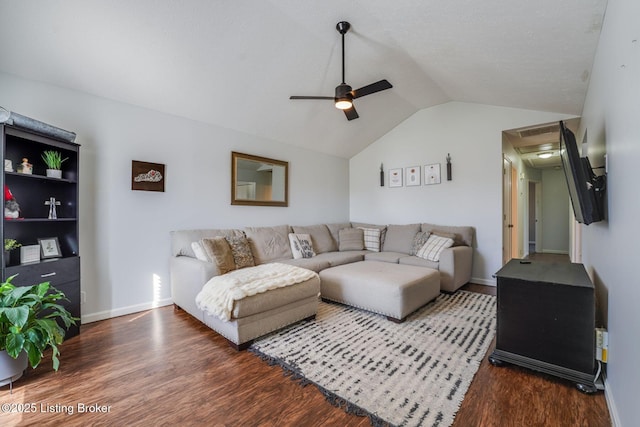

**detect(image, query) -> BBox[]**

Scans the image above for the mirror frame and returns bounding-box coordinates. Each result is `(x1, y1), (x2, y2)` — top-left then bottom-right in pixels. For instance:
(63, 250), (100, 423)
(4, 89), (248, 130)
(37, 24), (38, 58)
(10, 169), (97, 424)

(231, 151), (289, 207)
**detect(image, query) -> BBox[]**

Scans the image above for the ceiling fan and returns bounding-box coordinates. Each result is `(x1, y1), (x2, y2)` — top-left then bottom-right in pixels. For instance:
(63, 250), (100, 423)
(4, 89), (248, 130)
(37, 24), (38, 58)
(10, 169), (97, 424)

(290, 21), (393, 121)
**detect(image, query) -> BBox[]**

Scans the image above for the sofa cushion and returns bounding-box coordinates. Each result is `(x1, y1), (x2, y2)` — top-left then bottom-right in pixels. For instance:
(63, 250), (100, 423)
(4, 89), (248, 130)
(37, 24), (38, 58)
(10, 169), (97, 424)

(421, 223), (474, 247)
(225, 236), (255, 269)
(292, 224), (336, 253)
(275, 257), (331, 273)
(171, 228), (245, 258)
(201, 237), (237, 275)
(288, 233), (316, 259)
(364, 251), (405, 263)
(358, 227), (382, 252)
(314, 251), (367, 267)
(398, 255), (439, 270)
(244, 225), (293, 264)
(339, 228), (364, 251)
(410, 231), (431, 255)
(416, 235), (454, 261)
(383, 224), (421, 254)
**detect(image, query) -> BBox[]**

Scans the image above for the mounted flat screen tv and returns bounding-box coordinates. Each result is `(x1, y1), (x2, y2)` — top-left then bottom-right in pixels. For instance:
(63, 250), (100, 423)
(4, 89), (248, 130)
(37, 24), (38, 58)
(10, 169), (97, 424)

(558, 121), (605, 225)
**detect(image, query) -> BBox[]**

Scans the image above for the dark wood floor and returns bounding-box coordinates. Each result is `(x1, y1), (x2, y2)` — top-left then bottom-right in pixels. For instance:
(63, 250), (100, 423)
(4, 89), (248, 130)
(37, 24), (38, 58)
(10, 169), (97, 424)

(0, 283), (610, 426)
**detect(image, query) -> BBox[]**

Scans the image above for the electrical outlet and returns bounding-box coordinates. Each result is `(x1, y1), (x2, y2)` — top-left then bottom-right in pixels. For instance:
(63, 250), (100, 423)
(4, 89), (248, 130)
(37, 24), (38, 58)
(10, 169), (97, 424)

(81, 291), (86, 304)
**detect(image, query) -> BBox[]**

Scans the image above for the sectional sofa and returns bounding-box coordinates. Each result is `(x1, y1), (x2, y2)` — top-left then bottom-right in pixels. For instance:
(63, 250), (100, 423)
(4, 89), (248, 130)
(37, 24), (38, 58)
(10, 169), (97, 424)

(170, 222), (474, 349)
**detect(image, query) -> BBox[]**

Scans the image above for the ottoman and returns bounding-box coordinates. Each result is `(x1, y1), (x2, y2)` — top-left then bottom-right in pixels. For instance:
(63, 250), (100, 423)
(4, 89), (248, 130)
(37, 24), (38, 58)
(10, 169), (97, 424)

(319, 261), (440, 322)
(201, 275), (320, 350)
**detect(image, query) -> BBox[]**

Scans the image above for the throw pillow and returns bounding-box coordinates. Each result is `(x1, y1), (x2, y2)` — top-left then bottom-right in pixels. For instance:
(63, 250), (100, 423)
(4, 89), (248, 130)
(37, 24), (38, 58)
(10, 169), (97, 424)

(200, 237), (236, 275)
(432, 230), (463, 247)
(288, 233), (316, 259)
(416, 234), (454, 262)
(191, 241), (211, 262)
(358, 227), (382, 252)
(410, 231), (431, 256)
(225, 236), (256, 269)
(338, 228), (365, 251)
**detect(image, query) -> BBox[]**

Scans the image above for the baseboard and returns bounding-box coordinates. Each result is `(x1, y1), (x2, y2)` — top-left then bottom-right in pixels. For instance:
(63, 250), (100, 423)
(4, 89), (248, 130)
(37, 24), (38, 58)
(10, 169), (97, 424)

(470, 276), (496, 286)
(604, 374), (620, 427)
(81, 298), (174, 324)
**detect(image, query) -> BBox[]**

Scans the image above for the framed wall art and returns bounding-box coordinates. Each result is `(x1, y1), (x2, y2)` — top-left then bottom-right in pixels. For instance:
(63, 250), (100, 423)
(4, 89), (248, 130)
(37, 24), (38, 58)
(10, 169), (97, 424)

(405, 166), (421, 186)
(424, 163), (441, 185)
(38, 237), (62, 259)
(132, 160), (165, 192)
(389, 168), (403, 187)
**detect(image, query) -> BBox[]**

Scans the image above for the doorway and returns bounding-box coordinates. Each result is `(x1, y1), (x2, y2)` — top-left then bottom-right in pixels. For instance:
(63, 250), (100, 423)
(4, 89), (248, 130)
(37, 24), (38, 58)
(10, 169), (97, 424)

(502, 156), (518, 264)
(527, 180), (542, 255)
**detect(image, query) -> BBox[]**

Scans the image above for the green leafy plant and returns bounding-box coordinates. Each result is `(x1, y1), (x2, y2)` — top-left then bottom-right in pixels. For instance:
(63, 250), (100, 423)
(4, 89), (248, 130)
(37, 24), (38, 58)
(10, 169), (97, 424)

(4, 239), (21, 251)
(41, 150), (68, 170)
(0, 275), (77, 370)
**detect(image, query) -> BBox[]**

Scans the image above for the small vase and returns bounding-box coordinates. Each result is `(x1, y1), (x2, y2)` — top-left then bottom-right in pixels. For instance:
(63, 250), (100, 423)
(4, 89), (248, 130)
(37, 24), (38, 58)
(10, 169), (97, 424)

(46, 169), (62, 179)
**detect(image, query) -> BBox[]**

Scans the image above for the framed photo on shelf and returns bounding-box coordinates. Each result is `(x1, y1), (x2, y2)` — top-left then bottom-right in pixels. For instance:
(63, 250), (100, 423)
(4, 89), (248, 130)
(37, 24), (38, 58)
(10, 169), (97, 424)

(20, 245), (41, 264)
(38, 237), (62, 259)
(424, 163), (442, 185)
(405, 166), (421, 186)
(389, 168), (403, 187)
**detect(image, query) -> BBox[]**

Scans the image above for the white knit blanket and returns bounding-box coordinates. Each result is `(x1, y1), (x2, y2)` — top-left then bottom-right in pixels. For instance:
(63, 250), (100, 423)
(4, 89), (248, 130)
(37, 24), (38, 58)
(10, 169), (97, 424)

(195, 263), (318, 322)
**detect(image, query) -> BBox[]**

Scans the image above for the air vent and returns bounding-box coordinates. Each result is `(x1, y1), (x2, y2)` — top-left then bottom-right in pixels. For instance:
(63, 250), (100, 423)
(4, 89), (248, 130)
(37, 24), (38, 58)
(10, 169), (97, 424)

(518, 124), (559, 139)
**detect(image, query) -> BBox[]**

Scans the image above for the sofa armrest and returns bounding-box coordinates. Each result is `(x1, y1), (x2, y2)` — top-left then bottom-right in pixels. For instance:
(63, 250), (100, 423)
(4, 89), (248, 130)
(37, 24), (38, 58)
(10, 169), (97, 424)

(170, 256), (219, 320)
(438, 246), (473, 292)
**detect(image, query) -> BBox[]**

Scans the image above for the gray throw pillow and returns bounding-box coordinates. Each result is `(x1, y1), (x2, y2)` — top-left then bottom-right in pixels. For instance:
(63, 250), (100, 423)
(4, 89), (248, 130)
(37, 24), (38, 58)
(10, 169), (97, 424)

(338, 228), (365, 251)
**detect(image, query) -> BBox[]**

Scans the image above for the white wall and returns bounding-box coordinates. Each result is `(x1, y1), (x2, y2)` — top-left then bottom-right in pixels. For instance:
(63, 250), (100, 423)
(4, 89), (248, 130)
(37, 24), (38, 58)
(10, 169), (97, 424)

(578, 0), (640, 424)
(540, 168), (569, 254)
(0, 72), (350, 322)
(350, 102), (574, 284)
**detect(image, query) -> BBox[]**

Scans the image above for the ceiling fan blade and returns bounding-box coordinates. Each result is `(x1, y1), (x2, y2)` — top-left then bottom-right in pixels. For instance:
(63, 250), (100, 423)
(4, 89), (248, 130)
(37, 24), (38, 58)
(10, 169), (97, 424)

(289, 96), (334, 100)
(343, 106), (359, 121)
(352, 79), (393, 99)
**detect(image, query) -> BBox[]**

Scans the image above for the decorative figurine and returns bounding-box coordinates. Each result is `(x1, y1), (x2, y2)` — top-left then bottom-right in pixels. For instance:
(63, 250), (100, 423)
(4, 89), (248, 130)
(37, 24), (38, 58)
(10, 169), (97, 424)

(446, 153), (452, 181)
(380, 163), (385, 187)
(17, 158), (32, 174)
(45, 197), (61, 219)
(4, 185), (20, 219)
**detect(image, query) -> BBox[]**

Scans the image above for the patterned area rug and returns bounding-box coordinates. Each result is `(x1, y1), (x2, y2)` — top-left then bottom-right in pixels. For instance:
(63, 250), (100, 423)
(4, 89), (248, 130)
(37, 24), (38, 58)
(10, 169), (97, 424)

(250, 291), (496, 427)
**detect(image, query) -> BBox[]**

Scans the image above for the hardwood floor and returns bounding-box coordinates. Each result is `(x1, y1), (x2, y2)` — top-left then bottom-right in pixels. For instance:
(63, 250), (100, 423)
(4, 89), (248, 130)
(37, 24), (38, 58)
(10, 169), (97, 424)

(1, 284), (610, 426)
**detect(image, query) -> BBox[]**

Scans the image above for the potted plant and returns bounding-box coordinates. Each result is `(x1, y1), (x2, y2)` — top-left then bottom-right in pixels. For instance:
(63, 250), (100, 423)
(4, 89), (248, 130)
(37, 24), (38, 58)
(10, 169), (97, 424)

(0, 275), (77, 387)
(41, 150), (68, 179)
(3, 238), (21, 267)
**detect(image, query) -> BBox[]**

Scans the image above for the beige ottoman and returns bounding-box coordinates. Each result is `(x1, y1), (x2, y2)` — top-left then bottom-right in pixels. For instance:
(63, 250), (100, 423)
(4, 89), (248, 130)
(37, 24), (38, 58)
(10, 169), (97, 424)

(201, 276), (320, 350)
(319, 261), (440, 322)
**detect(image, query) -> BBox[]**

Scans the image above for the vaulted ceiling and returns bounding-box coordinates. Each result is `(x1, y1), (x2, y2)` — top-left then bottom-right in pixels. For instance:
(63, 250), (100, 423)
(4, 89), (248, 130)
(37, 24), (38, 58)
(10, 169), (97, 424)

(0, 0), (607, 158)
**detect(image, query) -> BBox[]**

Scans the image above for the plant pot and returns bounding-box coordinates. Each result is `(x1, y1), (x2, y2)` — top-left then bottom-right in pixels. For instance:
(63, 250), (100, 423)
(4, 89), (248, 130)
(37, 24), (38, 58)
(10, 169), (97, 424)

(46, 169), (62, 179)
(3, 250), (9, 267)
(0, 350), (28, 387)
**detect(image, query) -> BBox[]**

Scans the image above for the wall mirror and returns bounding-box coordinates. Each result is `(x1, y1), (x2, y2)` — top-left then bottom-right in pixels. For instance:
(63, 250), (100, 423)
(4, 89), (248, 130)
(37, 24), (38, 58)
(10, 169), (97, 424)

(231, 151), (288, 207)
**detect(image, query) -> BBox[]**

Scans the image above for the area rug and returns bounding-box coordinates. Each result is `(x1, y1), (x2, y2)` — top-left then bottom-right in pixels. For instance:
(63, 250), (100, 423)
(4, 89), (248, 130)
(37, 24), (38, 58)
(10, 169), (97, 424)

(250, 291), (496, 427)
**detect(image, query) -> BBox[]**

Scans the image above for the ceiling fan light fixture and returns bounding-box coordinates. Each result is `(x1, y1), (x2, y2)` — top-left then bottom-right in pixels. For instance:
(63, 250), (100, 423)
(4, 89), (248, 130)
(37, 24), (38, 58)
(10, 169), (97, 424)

(335, 98), (353, 110)
(537, 152), (553, 159)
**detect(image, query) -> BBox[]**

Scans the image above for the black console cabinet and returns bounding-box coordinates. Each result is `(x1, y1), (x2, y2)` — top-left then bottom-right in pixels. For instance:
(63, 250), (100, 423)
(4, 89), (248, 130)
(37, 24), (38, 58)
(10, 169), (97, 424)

(488, 259), (596, 392)
(1, 124), (80, 338)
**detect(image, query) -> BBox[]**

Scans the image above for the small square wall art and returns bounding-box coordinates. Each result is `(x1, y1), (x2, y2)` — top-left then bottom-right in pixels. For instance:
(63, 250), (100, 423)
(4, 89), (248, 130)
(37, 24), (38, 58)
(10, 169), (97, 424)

(132, 160), (165, 192)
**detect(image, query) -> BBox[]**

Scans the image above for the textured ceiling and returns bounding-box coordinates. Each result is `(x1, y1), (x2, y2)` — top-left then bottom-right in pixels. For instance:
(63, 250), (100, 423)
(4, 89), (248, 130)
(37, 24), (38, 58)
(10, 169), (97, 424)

(0, 0), (607, 158)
